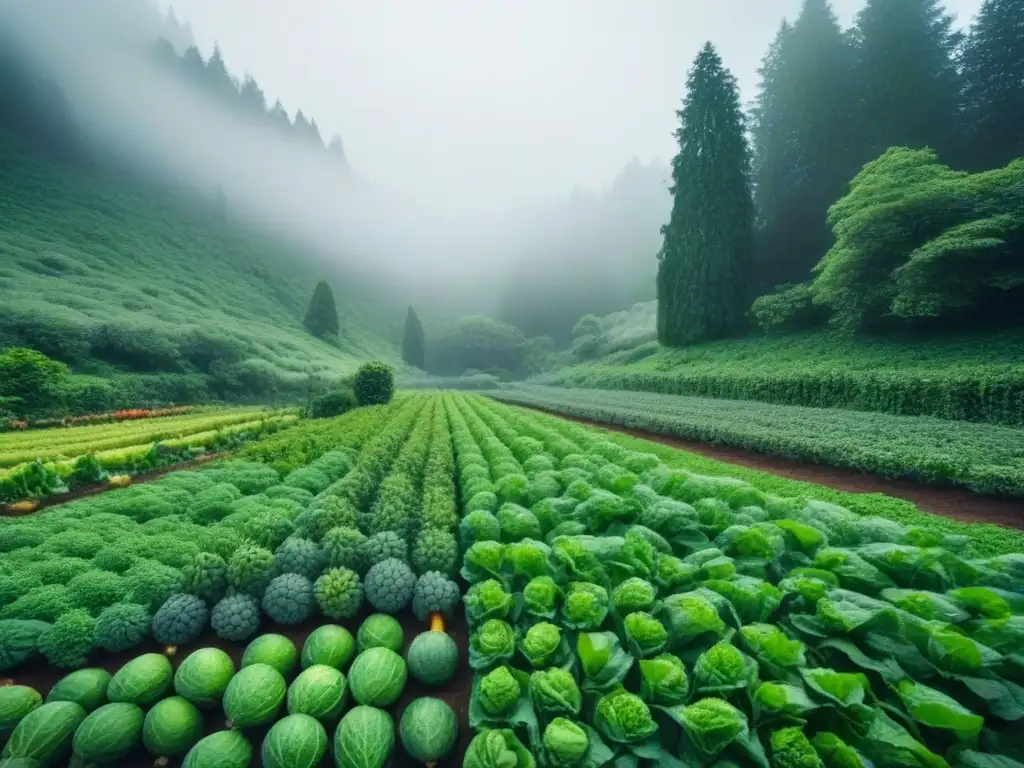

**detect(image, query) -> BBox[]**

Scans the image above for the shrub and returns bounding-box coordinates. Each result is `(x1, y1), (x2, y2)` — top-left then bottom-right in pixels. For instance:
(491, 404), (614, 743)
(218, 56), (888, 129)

(751, 283), (828, 332)
(309, 389), (358, 418)
(353, 362), (395, 406)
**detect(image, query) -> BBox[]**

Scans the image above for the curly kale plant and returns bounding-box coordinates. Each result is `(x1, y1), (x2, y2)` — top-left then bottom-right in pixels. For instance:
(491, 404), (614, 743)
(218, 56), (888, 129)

(262, 573), (316, 624)
(37, 608), (95, 668)
(227, 543), (278, 598)
(152, 593), (209, 646)
(411, 571), (461, 621)
(314, 567), (364, 619)
(210, 593), (261, 641)
(94, 602), (151, 652)
(124, 560), (183, 611)
(364, 557), (416, 613)
(274, 537), (326, 581)
(181, 552), (229, 603)
(411, 527), (458, 577)
(321, 526), (369, 573)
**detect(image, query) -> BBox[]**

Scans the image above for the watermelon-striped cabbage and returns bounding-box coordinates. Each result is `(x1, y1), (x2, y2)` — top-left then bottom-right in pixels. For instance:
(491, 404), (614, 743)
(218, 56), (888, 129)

(173, 648), (235, 709)
(333, 706), (394, 768)
(261, 714), (327, 768)
(71, 702), (145, 764)
(348, 648), (407, 707)
(142, 696), (203, 761)
(181, 730), (252, 768)
(223, 663), (286, 729)
(286, 665), (346, 723)
(1, 700), (87, 766)
(241, 634), (298, 677)
(301, 625), (355, 671)
(0, 686), (41, 743)
(107, 653), (173, 708)
(45, 669), (111, 712)
(406, 631), (458, 686)
(399, 697), (458, 763)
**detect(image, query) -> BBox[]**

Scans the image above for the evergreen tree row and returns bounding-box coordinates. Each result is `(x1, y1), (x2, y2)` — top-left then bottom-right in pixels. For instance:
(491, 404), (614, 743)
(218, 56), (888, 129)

(658, 0), (1024, 347)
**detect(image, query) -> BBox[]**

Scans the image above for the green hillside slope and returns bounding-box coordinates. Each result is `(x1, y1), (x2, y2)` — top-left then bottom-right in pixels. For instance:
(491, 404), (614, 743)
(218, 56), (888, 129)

(0, 133), (397, 408)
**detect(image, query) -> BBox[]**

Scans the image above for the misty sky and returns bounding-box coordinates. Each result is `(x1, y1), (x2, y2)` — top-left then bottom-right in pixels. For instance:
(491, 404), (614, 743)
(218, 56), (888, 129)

(156, 0), (982, 214)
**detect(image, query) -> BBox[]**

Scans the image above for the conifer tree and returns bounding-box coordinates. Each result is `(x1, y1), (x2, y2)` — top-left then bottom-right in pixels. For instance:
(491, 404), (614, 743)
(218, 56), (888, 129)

(401, 306), (426, 370)
(657, 43), (754, 347)
(303, 281), (339, 340)
(851, 0), (962, 162)
(750, 1), (858, 288)
(961, 0), (1024, 170)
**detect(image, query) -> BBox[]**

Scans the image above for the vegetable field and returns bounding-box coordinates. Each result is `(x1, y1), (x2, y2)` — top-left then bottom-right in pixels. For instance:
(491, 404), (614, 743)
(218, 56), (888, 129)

(0, 406), (298, 504)
(491, 385), (1024, 498)
(1, 393), (1023, 767)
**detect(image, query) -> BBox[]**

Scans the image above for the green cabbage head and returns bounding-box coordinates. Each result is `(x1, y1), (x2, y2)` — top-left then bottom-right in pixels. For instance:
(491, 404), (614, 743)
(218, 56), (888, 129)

(593, 688), (657, 745)
(543, 718), (589, 767)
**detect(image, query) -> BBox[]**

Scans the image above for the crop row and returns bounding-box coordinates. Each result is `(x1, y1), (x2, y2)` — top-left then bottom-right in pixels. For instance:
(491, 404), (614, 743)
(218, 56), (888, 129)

(490, 385), (1024, 498)
(453, 394), (1024, 768)
(0, 413), (299, 505)
(0, 406), (281, 464)
(3, 404), (197, 432)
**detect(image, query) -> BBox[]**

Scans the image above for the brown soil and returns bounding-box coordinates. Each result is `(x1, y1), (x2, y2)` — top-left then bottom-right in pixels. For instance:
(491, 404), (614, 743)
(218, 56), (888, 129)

(0, 452), (232, 518)
(525, 406), (1024, 531)
(9, 609), (471, 768)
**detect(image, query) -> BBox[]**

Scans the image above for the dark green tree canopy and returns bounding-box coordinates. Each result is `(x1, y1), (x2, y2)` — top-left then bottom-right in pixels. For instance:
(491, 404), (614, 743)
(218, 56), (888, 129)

(657, 43), (754, 347)
(402, 306), (425, 370)
(427, 316), (526, 377)
(303, 281), (339, 340)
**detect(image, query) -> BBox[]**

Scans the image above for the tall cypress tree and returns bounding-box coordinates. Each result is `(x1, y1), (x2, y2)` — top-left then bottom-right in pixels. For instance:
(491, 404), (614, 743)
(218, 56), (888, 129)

(751, 1), (858, 289)
(961, 0), (1024, 170)
(851, 0), (962, 163)
(303, 281), (339, 340)
(657, 43), (754, 347)
(402, 306), (425, 370)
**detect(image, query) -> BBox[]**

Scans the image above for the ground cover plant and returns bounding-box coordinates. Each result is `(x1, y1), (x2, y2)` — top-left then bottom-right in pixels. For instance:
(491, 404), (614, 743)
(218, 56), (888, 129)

(491, 385), (1024, 498)
(0, 407), (299, 504)
(537, 321), (1024, 427)
(449, 395), (1024, 768)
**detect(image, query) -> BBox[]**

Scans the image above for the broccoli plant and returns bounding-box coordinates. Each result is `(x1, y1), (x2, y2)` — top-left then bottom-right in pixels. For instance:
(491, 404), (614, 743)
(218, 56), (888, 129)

(313, 567), (364, 619)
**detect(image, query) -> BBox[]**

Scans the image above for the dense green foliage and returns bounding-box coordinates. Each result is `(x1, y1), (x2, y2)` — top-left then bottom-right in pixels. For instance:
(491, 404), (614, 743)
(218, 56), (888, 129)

(302, 281), (340, 342)
(352, 362), (395, 406)
(402, 306), (426, 370)
(538, 329), (1024, 426)
(492, 385), (1024, 497)
(657, 44), (753, 347)
(456, 393), (1024, 768)
(427, 316), (528, 378)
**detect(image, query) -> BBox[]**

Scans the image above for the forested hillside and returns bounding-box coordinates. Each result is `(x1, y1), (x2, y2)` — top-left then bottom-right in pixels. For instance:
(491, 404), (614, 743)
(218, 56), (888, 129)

(0, 1), (397, 414)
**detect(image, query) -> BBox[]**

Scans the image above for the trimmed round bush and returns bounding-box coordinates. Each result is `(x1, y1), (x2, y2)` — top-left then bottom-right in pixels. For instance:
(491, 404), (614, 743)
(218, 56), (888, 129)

(274, 538), (326, 581)
(352, 361), (395, 406)
(309, 389), (358, 418)
(210, 593), (261, 642)
(348, 647), (407, 707)
(152, 594), (208, 647)
(364, 558), (415, 614)
(262, 574), (316, 625)
(313, 568), (364, 620)
(357, 614), (404, 654)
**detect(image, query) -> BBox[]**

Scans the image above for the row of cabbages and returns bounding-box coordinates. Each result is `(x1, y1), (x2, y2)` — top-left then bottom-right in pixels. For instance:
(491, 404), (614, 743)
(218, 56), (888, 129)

(451, 396), (1024, 768)
(0, 395), (462, 672)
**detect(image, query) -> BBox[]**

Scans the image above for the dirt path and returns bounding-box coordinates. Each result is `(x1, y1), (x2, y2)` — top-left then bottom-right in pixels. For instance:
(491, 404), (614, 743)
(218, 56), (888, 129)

(522, 406), (1024, 530)
(0, 452), (231, 517)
